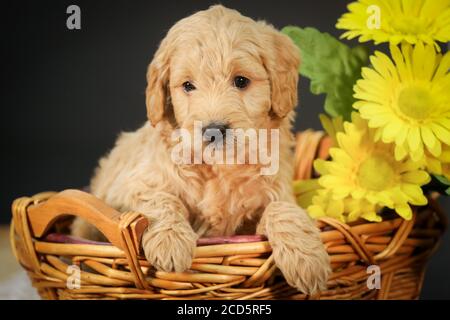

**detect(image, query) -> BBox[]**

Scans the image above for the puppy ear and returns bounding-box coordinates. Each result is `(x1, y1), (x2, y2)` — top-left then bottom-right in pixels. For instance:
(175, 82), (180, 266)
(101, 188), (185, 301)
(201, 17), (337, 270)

(261, 26), (301, 119)
(146, 40), (171, 126)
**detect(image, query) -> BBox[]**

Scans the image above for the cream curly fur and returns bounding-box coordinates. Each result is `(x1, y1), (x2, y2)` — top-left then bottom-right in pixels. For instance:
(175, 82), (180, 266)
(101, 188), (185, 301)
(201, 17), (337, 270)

(71, 5), (330, 294)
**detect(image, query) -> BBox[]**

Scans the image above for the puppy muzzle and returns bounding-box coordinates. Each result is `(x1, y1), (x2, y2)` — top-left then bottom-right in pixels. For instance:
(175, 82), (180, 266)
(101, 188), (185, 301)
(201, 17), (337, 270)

(202, 121), (230, 144)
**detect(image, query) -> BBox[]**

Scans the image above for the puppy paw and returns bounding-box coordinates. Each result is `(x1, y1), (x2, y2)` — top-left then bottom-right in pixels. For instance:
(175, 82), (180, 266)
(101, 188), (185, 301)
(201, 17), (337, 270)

(271, 237), (330, 294)
(262, 201), (331, 294)
(141, 218), (198, 273)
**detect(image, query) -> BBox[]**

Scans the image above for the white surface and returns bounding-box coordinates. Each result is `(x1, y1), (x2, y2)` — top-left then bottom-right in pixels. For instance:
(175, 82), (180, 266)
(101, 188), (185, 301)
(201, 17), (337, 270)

(0, 270), (40, 300)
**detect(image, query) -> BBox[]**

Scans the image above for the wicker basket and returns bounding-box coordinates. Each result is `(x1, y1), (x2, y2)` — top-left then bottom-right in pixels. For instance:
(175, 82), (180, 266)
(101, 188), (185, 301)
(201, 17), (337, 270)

(10, 130), (447, 300)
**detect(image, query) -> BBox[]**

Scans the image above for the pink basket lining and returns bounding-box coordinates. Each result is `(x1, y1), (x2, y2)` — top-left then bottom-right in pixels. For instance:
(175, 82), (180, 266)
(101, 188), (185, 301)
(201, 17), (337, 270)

(44, 233), (267, 246)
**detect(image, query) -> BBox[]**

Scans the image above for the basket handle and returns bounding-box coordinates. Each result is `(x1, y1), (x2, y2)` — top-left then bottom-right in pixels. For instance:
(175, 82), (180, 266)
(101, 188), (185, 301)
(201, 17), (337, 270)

(26, 189), (148, 250)
(294, 130), (332, 180)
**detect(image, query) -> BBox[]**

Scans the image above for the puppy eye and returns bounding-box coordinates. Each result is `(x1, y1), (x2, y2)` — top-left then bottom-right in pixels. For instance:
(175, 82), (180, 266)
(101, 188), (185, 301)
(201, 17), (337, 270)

(182, 81), (196, 92)
(234, 76), (250, 89)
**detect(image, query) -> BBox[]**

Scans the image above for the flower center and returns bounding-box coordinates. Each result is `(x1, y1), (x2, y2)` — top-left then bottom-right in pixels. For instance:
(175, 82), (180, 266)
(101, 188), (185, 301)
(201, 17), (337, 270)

(357, 155), (395, 191)
(389, 16), (427, 35)
(397, 85), (433, 120)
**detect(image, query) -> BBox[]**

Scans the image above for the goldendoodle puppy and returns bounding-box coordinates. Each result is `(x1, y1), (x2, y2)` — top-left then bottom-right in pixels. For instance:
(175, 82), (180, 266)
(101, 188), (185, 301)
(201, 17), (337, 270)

(72, 5), (330, 294)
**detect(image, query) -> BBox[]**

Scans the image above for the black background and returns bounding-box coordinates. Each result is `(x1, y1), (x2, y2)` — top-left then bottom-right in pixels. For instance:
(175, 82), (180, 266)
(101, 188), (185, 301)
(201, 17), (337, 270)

(2, 0), (449, 299)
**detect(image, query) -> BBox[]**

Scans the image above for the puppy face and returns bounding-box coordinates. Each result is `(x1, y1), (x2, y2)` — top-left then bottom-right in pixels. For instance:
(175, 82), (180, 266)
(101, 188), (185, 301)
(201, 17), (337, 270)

(146, 5), (300, 144)
(169, 36), (270, 132)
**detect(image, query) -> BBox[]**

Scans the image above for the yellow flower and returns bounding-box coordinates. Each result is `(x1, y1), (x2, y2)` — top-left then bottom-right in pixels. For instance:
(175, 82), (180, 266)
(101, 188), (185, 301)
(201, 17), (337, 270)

(294, 178), (321, 208)
(353, 43), (450, 162)
(319, 114), (344, 147)
(311, 113), (430, 221)
(294, 114), (345, 209)
(336, 0), (450, 50)
(425, 144), (450, 180)
(308, 189), (382, 223)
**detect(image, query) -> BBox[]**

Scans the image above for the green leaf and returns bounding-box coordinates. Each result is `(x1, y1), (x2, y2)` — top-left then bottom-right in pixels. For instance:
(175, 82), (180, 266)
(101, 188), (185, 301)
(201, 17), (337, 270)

(282, 26), (369, 120)
(433, 174), (450, 195)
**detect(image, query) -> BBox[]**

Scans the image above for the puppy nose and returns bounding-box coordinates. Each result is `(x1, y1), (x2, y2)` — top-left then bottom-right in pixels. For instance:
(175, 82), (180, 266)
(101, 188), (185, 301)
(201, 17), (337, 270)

(202, 122), (230, 142)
